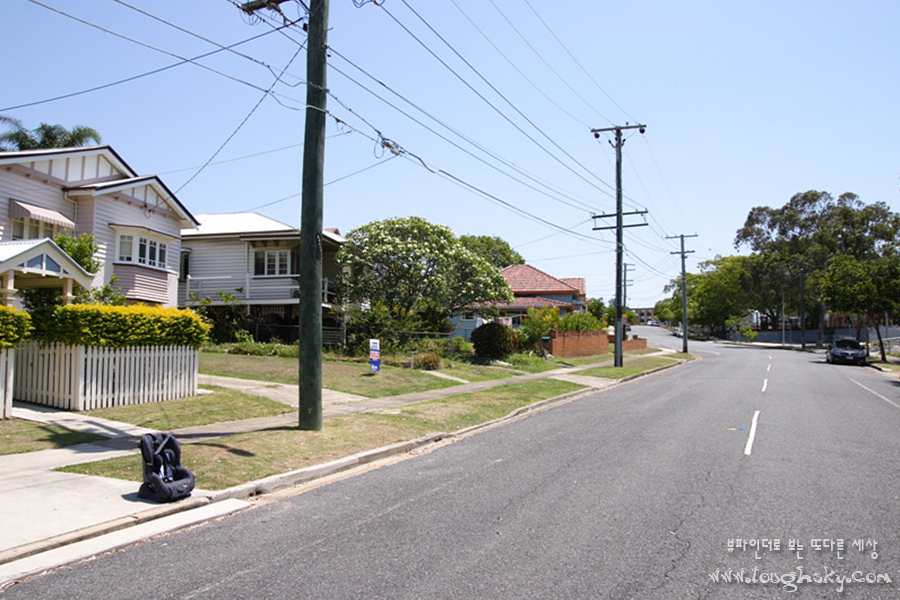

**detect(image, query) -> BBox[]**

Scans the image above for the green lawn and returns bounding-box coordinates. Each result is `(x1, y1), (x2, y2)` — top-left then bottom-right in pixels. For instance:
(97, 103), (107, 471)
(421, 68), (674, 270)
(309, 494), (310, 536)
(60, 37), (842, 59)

(199, 352), (463, 398)
(577, 357), (677, 379)
(57, 379), (585, 490)
(0, 419), (106, 456)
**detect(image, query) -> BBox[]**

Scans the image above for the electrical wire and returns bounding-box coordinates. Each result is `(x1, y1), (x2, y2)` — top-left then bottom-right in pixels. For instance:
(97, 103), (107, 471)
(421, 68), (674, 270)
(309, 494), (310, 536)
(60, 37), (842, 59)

(109, 0), (296, 82)
(327, 57), (600, 214)
(0, 25), (287, 112)
(522, 0), (638, 125)
(448, 0), (593, 130)
(176, 39), (307, 192)
(381, 0), (617, 199)
(487, 0), (614, 126)
(25, 0), (282, 97)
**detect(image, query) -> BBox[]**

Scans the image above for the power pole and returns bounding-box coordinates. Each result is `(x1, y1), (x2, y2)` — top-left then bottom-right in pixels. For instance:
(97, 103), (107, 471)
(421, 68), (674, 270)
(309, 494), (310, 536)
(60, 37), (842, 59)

(240, 0), (329, 430)
(667, 234), (697, 353)
(591, 124), (646, 367)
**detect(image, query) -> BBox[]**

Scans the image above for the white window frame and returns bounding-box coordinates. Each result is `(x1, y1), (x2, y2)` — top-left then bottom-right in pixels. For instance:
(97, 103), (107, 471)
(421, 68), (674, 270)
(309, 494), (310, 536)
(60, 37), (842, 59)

(253, 249), (291, 277)
(115, 230), (170, 271)
(11, 217), (70, 241)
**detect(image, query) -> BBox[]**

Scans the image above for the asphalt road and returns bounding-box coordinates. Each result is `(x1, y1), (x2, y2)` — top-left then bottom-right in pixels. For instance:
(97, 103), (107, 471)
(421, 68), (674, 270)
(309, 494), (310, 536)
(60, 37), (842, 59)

(5, 332), (900, 599)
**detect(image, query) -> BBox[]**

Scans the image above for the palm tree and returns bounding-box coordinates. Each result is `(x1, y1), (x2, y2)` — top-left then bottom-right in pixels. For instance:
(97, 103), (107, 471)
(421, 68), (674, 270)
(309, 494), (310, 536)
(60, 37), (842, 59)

(0, 116), (101, 151)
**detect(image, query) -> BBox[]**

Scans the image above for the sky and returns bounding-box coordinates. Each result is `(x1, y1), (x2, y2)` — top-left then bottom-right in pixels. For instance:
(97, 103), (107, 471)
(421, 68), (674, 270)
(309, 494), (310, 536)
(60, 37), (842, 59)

(3, 0), (898, 308)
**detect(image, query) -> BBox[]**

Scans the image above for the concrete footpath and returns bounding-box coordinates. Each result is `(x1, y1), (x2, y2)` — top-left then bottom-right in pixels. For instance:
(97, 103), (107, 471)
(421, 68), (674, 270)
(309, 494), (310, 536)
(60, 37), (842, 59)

(0, 355), (674, 586)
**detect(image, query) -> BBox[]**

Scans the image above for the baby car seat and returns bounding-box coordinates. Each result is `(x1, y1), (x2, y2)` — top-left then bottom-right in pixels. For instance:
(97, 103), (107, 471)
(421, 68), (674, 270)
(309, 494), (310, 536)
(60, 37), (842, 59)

(137, 432), (195, 502)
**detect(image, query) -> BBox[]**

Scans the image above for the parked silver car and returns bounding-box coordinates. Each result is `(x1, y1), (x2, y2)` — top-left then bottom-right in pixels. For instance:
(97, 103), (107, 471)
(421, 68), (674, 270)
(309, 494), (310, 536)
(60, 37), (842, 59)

(825, 339), (867, 366)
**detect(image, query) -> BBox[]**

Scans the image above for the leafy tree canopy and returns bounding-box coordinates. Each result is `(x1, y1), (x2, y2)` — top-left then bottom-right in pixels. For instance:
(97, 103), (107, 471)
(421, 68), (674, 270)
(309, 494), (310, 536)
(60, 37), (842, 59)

(0, 116), (101, 151)
(459, 234), (525, 270)
(336, 217), (513, 330)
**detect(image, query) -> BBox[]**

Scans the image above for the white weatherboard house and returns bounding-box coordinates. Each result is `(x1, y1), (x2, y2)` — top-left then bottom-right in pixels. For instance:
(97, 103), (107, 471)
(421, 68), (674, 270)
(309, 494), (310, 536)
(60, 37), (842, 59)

(178, 212), (346, 343)
(0, 146), (198, 306)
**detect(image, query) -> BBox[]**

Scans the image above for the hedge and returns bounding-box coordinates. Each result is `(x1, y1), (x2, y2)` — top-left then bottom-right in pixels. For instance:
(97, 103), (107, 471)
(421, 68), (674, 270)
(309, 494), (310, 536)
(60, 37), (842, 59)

(35, 305), (210, 348)
(0, 306), (30, 349)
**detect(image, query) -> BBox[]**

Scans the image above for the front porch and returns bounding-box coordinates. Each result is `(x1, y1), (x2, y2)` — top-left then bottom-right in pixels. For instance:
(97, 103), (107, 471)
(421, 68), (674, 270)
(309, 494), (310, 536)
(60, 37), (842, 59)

(0, 239), (93, 307)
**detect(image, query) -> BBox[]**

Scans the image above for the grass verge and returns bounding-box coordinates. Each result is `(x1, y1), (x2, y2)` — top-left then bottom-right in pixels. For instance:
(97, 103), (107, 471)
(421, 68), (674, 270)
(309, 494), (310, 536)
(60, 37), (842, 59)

(0, 420), (106, 456)
(577, 357), (677, 379)
(200, 352), (461, 398)
(83, 387), (292, 430)
(57, 379), (584, 490)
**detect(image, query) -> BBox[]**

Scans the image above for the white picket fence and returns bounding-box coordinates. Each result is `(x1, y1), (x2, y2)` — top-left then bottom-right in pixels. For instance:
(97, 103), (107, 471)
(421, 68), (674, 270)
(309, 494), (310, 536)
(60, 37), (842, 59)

(0, 349), (13, 419)
(14, 342), (198, 411)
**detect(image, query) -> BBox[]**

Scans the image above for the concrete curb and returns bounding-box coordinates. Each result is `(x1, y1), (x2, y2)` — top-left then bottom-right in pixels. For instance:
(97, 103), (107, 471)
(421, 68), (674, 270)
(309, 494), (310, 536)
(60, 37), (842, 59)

(0, 495), (212, 566)
(2, 356), (689, 570)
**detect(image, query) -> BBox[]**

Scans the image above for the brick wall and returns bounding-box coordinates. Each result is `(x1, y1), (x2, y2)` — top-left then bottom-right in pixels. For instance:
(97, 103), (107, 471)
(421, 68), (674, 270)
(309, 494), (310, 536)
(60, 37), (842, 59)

(548, 329), (609, 358)
(609, 334), (648, 352)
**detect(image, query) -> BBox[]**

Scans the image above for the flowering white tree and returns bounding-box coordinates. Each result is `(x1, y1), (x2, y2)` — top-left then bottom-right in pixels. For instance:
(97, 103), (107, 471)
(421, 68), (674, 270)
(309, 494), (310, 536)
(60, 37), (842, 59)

(336, 217), (513, 329)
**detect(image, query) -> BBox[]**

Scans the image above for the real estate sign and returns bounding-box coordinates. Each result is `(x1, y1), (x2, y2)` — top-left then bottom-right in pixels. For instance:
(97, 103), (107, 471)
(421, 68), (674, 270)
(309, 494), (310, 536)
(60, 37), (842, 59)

(369, 339), (380, 373)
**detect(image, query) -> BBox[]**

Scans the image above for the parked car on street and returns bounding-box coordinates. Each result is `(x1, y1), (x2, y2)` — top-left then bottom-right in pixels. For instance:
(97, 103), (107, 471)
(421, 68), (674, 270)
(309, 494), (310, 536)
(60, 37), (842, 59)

(825, 338), (867, 365)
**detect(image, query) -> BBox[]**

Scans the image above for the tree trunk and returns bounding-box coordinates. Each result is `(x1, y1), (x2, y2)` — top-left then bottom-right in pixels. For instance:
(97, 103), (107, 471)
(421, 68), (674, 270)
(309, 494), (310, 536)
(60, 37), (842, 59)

(817, 301), (826, 347)
(872, 315), (887, 362)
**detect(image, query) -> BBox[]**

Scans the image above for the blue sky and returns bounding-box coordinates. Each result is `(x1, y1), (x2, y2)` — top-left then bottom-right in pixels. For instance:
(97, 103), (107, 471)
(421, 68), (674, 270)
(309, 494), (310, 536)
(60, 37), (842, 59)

(3, 0), (898, 307)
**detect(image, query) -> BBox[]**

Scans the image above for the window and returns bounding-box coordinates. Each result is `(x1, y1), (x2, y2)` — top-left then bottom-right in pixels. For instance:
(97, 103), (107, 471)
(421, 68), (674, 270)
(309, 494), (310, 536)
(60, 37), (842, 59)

(119, 235), (134, 261)
(254, 249), (290, 276)
(179, 251), (189, 281)
(116, 232), (168, 269)
(11, 217), (69, 241)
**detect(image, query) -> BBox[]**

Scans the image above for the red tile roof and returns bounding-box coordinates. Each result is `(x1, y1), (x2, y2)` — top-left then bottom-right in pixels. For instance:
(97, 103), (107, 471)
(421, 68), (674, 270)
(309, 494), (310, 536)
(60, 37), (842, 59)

(501, 264), (580, 294)
(560, 277), (586, 297)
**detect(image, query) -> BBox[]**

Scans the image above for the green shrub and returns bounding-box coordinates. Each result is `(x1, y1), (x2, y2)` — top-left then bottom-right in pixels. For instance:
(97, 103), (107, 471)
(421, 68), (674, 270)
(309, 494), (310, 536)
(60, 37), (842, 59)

(471, 321), (516, 359)
(739, 325), (759, 342)
(518, 307), (560, 350)
(414, 352), (443, 370)
(223, 341), (300, 358)
(0, 306), (30, 349)
(35, 305), (210, 348)
(557, 312), (603, 331)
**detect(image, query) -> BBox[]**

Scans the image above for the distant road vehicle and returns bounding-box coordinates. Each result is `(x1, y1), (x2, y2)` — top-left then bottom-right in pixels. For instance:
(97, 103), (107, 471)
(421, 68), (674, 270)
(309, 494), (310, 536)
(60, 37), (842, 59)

(825, 338), (867, 365)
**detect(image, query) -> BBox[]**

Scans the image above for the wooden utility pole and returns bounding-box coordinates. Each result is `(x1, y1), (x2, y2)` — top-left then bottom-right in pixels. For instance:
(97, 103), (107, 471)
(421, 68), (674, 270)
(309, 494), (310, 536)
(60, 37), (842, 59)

(591, 124), (646, 367)
(667, 234), (697, 354)
(240, 0), (329, 430)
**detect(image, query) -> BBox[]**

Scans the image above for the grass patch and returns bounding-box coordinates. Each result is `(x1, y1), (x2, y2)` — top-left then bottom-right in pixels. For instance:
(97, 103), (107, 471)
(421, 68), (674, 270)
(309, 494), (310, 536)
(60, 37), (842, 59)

(439, 362), (518, 382)
(556, 353), (614, 367)
(502, 353), (566, 373)
(327, 364), (461, 398)
(200, 352), (298, 385)
(57, 379), (585, 489)
(578, 357), (676, 379)
(200, 352), (462, 398)
(0, 419), (106, 456)
(83, 388), (291, 430)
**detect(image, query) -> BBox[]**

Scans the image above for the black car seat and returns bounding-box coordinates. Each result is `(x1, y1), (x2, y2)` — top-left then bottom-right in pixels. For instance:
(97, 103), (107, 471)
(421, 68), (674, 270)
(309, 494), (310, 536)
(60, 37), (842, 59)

(137, 432), (195, 502)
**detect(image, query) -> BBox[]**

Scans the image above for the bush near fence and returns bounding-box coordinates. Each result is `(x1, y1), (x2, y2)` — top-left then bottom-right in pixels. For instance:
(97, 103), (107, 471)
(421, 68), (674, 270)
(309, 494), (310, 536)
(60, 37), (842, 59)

(34, 304), (209, 348)
(0, 307), (29, 418)
(14, 305), (209, 412)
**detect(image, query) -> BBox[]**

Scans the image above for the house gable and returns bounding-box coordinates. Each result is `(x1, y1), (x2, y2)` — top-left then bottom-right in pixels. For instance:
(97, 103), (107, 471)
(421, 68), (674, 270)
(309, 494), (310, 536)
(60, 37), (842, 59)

(0, 146), (194, 307)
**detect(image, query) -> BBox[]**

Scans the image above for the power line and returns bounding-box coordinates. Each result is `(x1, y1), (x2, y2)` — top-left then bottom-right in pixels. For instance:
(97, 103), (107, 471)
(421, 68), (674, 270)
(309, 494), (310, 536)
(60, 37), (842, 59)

(0, 25), (287, 112)
(176, 39), (307, 192)
(487, 0), (614, 126)
(110, 0), (292, 81)
(448, 0), (593, 130)
(327, 55), (600, 214)
(522, 0), (637, 124)
(25, 0), (281, 96)
(379, 0), (617, 199)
